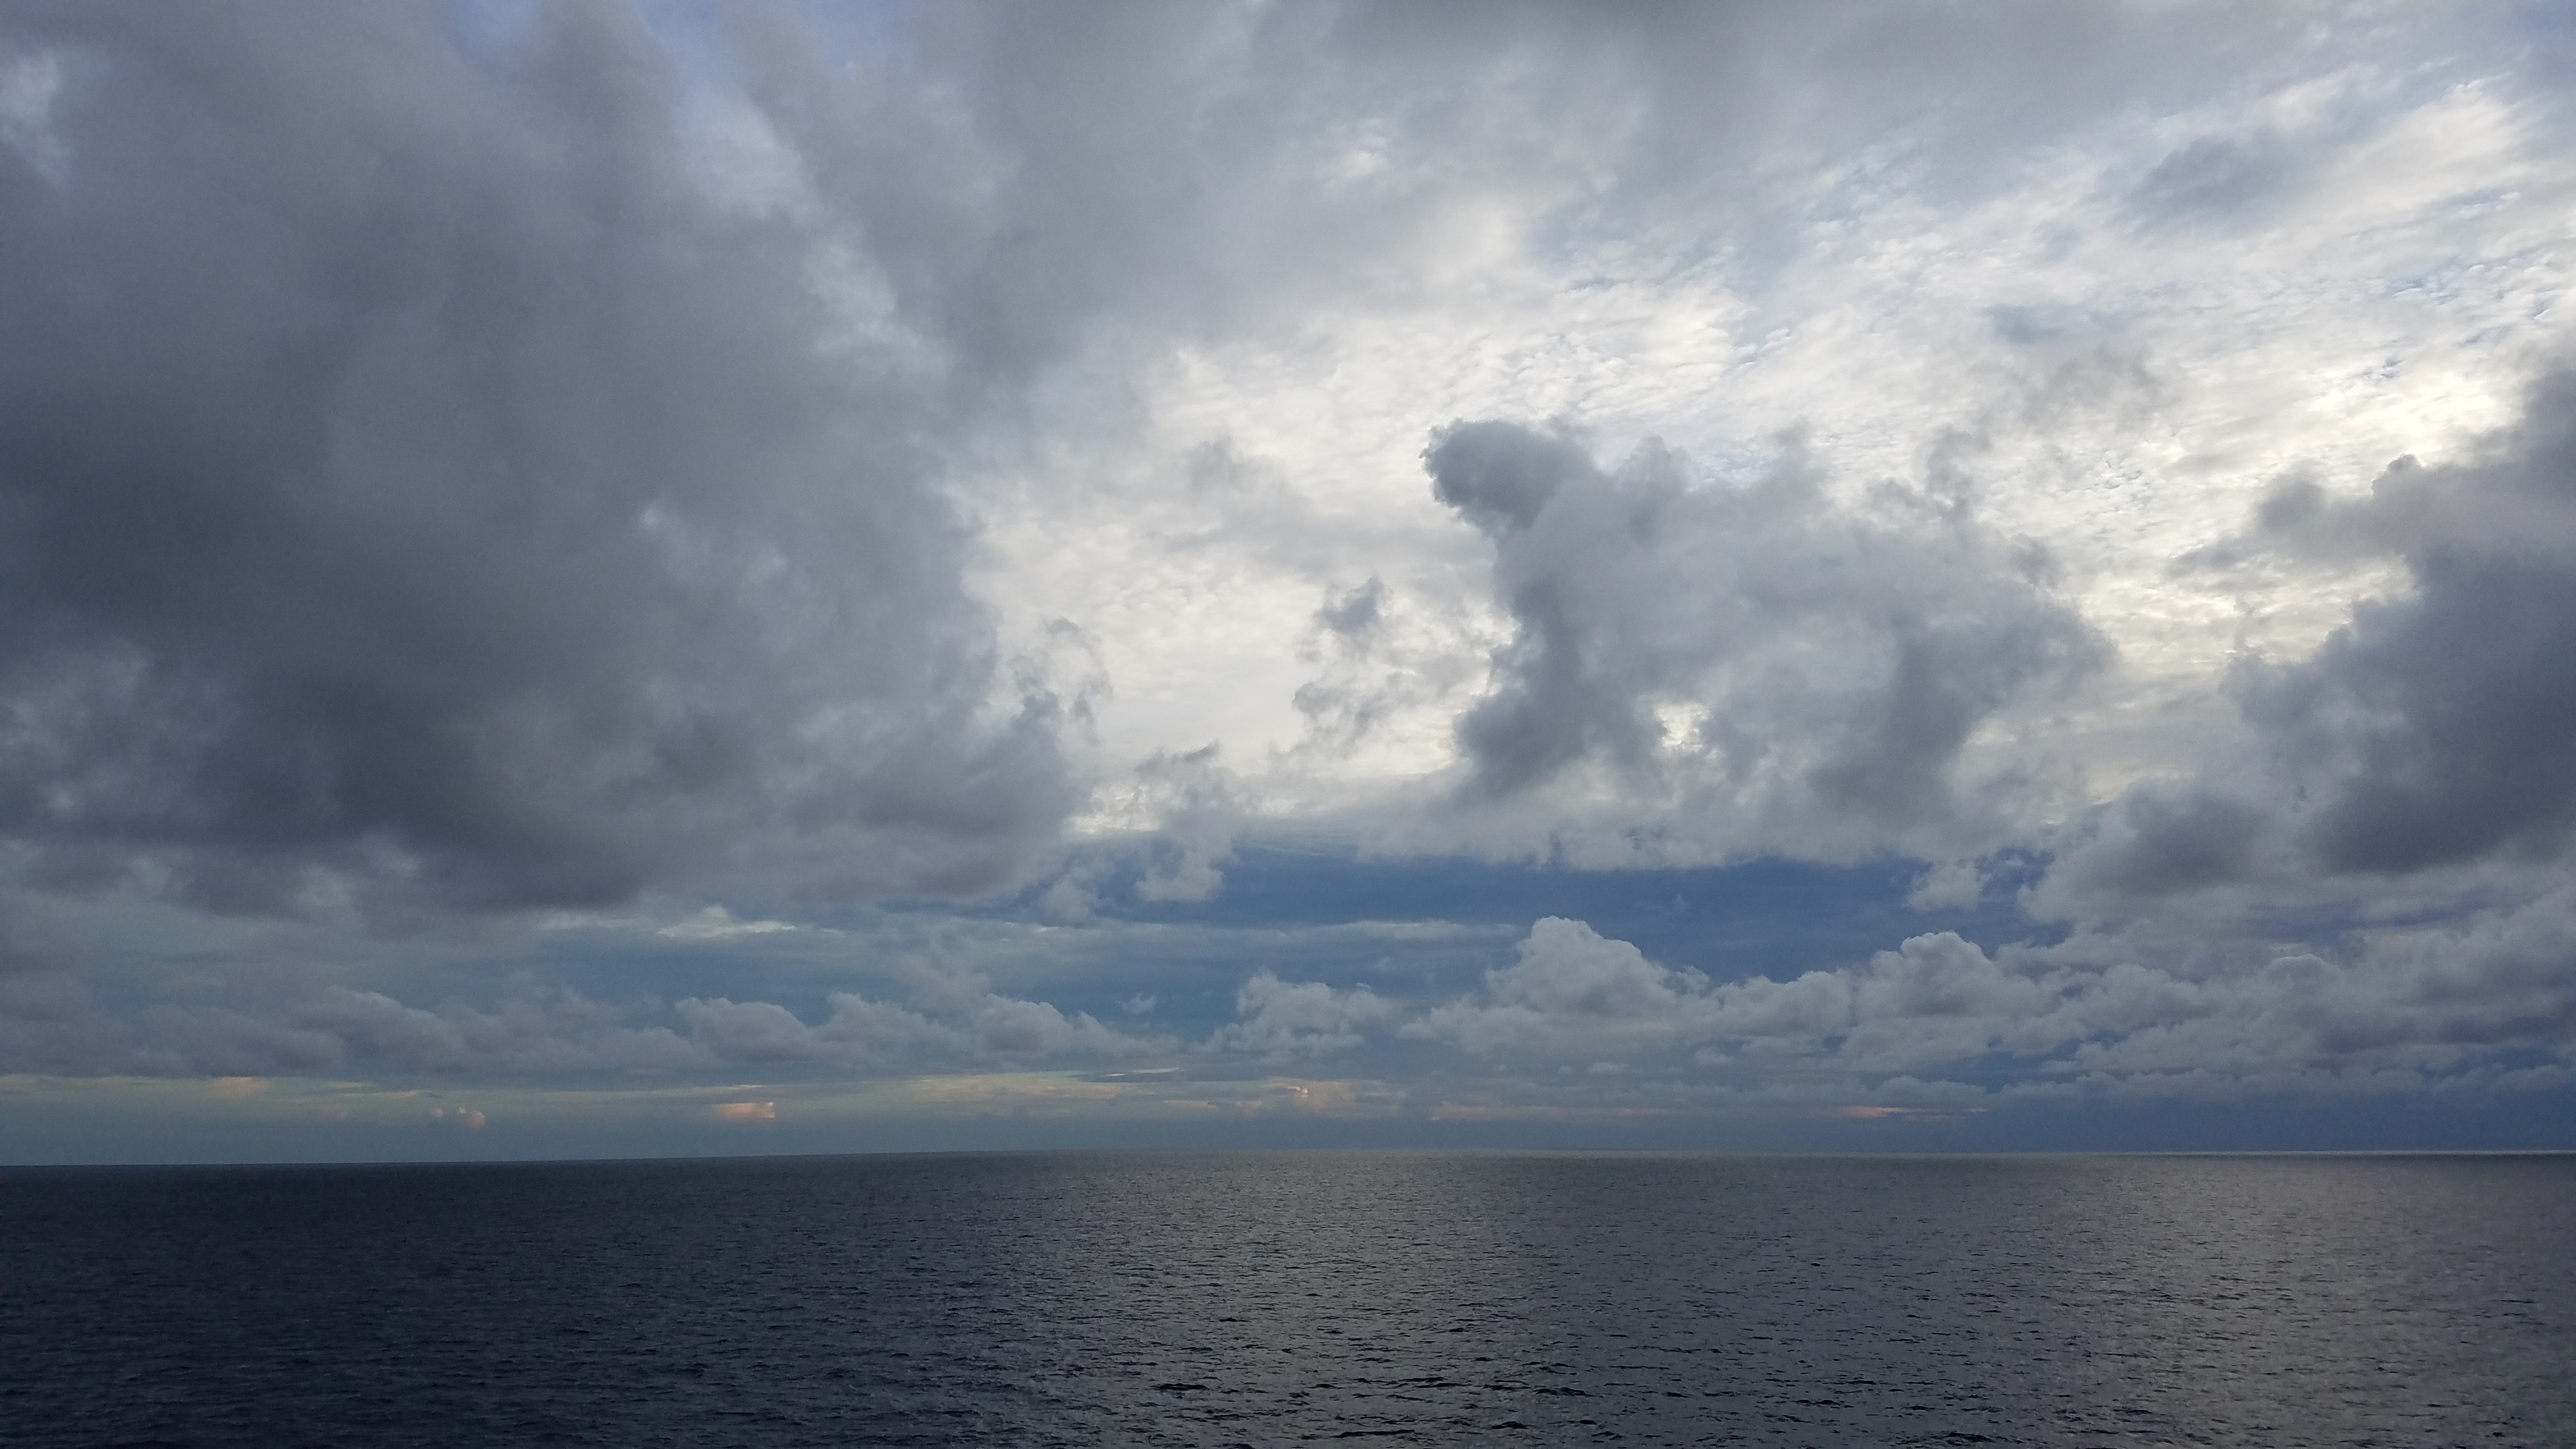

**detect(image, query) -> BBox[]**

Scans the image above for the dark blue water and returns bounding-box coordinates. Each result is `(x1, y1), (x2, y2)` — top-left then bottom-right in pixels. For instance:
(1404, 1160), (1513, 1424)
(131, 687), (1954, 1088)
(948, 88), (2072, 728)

(4, 1153), (2570, 1446)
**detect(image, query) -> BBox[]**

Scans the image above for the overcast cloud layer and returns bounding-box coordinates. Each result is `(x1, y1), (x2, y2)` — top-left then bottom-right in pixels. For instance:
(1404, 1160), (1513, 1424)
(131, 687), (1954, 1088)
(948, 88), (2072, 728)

(2, 1), (2571, 1158)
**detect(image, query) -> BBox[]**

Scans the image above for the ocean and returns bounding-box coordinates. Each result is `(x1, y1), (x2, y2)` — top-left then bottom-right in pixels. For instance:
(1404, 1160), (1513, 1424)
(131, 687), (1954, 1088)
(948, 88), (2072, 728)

(3, 1152), (2570, 1446)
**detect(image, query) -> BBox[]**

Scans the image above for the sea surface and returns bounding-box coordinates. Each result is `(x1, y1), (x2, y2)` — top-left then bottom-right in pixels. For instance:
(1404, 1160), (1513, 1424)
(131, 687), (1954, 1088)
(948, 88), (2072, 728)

(3, 1152), (2571, 1447)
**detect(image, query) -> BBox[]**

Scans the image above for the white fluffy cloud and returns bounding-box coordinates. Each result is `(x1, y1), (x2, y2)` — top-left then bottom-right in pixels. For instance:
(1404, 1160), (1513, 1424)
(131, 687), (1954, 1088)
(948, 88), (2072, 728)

(1268, 906), (2576, 1104)
(1407, 917), (1710, 1059)
(1206, 970), (1399, 1059)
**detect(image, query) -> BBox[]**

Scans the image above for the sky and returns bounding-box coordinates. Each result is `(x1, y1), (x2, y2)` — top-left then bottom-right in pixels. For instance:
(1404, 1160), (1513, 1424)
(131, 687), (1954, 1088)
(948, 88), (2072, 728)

(2, 0), (2573, 1162)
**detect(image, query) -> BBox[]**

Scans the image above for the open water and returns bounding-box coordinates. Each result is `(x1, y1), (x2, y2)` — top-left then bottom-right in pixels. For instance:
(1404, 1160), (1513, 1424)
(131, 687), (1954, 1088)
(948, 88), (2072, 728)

(3, 1152), (2571, 1447)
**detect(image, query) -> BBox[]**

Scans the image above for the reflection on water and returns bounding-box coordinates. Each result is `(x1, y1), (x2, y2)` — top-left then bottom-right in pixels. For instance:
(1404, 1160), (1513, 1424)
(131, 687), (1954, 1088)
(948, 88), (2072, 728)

(4, 1152), (2570, 1446)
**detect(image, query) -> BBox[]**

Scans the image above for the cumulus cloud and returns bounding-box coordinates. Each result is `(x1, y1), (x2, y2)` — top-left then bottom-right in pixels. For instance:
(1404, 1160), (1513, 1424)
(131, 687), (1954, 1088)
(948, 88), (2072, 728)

(1207, 970), (1399, 1059)
(1407, 916), (1710, 1058)
(2047, 368), (2576, 908)
(2251, 378), (2576, 874)
(1421, 424), (2100, 860)
(1405, 912), (2576, 1101)
(0, 2), (1077, 913)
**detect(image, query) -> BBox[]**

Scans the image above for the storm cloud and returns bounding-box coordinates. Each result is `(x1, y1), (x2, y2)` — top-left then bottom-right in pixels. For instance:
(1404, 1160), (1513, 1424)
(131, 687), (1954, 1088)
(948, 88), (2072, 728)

(0, 3), (1077, 910)
(2255, 374), (2576, 873)
(2049, 368), (2576, 905)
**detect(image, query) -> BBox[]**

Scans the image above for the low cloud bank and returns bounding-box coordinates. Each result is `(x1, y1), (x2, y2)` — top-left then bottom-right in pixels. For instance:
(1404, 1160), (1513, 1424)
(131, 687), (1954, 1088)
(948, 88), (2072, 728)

(14, 907), (2563, 1111)
(0, 968), (1160, 1082)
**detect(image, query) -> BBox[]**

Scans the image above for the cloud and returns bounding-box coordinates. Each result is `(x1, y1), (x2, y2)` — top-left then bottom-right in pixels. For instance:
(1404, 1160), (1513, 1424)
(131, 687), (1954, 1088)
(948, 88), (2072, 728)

(2046, 367), (2576, 907)
(2252, 376), (2576, 873)
(1906, 860), (1987, 911)
(0, 969), (123, 1075)
(3, 4), (2572, 1146)
(3, 4), (2550, 924)
(0, 3), (1077, 913)
(642, 974), (1158, 1075)
(1287, 576), (1492, 771)
(1207, 970), (1399, 1059)
(2126, 132), (2299, 229)
(0, 970), (1161, 1082)
(2039, 787), (2280, 903)
(1420, 424), (2101, 860)
(11, 893), (2568, 1116)
(656, 907), (797, 942)
(1407, 909), (2576, 1101)
(1123, 745), (1241, 903)
(1406, 916), (1710, 1059)
(135, 986), (702, 1080)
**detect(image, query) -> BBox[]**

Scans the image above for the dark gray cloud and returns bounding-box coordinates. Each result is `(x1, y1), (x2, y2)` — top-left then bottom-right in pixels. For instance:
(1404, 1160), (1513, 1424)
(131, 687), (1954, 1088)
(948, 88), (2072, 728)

(2041, 788), (2278, 902)
(2249, 378), (2576, 871)
(1428, 422), (1590, 538)
(0, 3), (1075, 910)
(1315, 577), (1387, 642)
(1425, 423), (2101, 848)
(2053, 368), (2576, 903)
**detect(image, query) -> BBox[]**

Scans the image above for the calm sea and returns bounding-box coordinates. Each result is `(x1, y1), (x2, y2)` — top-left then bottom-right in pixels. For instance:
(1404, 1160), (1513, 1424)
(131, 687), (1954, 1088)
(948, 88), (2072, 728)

(3, 1152), (2570, 1446)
